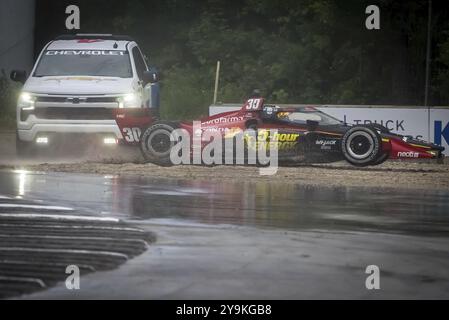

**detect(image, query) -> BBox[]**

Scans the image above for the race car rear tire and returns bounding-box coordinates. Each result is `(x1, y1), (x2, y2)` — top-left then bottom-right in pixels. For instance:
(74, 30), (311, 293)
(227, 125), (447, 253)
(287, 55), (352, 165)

(140, 122), (179, 166)
(341, 126), (382, 166)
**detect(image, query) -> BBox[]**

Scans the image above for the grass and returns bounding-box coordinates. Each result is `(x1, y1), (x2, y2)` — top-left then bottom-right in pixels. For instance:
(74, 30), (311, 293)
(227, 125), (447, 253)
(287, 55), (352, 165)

(0, 74), (19, 131)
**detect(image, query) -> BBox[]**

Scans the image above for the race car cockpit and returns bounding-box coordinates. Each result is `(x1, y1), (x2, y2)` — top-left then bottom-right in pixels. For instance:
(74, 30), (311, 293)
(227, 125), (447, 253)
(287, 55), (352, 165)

(262, 105), (342, 127)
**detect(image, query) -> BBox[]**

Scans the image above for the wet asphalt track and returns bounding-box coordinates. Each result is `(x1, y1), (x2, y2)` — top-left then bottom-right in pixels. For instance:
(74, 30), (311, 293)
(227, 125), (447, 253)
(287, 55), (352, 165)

(1, 170), (448, 236)
(0, 171), (154, 298)
(1, 169), (449, 299)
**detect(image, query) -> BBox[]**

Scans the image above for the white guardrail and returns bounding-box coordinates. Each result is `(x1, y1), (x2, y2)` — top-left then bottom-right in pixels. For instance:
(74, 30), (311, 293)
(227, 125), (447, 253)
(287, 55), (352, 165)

(209, 104), (449, 155)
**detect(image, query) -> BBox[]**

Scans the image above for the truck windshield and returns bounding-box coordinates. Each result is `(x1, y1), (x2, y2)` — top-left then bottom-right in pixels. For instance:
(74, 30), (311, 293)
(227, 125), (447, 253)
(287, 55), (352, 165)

(34, 50), (133, 78)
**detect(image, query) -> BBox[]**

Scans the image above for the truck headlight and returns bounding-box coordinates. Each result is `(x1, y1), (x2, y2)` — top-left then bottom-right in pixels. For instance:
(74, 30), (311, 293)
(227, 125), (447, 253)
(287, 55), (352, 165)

(19, 92), (36, 110)
(18, 92), (36, 121)
(118, 93), (139, 108)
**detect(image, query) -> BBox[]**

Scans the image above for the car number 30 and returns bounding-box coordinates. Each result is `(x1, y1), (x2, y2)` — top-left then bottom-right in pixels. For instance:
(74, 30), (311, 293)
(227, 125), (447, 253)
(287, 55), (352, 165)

(122, 127), (142, 142)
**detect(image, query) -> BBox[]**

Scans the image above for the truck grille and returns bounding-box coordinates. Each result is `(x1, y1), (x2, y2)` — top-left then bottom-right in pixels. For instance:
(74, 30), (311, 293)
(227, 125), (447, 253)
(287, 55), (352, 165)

(31, 95), (120, 120)
(35, 96), (118, 103)
(34, 107), (115, 120)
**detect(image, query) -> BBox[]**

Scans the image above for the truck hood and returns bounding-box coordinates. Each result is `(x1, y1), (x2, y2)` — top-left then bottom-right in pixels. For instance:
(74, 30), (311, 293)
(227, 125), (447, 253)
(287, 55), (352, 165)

(23, 76), (136, 95)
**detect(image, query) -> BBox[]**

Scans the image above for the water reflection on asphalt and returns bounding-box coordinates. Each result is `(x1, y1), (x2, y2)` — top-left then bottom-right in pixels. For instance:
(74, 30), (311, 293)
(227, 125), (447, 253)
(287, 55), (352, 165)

(1, 170), (448, 236)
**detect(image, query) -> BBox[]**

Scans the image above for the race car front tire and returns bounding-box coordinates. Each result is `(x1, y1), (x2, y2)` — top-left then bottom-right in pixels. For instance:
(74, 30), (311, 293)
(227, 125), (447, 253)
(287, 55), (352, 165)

(140, 122), (179, 166)
(341, 126), (382, 166)
(371, 152), (389, 166)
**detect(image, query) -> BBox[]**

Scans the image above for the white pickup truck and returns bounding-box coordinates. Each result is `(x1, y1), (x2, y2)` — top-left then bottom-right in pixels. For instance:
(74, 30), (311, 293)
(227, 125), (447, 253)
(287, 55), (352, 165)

(10, 33), (159, 156)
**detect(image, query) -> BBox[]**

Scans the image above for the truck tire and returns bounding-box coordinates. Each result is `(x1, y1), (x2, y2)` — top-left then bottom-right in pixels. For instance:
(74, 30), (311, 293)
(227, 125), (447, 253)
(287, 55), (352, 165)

(140, 122), (179, 166)
(341, 126), (382, 166)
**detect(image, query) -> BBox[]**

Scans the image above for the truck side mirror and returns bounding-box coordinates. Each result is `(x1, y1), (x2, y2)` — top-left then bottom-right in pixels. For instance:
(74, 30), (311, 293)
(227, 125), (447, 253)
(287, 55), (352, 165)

(142, 69), (159, 85)
(10, 70), (27, 84)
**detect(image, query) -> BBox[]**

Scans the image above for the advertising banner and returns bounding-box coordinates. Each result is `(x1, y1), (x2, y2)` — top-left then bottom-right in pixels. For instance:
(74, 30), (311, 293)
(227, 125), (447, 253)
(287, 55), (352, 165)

(320, 108), (429, 140)
(430, 109), (449, 155)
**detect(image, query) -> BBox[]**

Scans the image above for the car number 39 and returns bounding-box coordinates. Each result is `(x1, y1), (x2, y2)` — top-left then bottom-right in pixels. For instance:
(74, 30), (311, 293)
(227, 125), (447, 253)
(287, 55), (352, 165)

(246, 98), (262, 110)
(122, 127), (142, 142)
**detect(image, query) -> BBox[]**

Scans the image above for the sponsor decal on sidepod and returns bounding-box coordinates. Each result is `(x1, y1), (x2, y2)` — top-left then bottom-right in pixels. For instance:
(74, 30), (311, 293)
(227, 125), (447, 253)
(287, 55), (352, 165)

(397, 151), (419, 158)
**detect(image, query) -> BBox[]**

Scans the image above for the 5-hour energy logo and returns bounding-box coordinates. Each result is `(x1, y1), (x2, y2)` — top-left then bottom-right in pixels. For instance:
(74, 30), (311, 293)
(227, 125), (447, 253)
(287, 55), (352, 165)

(245, 130), (299, 151)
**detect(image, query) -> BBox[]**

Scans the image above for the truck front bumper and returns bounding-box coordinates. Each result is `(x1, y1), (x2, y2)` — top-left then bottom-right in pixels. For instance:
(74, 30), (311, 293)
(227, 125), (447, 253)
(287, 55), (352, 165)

(17, 123), (123, 142)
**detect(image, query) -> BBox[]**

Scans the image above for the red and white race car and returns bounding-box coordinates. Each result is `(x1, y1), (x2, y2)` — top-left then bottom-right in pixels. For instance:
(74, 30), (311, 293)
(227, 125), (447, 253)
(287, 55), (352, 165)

(114, 97), (445, 166)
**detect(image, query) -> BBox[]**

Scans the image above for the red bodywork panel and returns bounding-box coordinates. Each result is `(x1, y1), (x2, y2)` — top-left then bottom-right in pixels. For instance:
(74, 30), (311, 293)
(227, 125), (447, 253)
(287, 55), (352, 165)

(176, 98), (319, 137)
(114, 108), (154, 145)
(385, 138), (435, 159)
